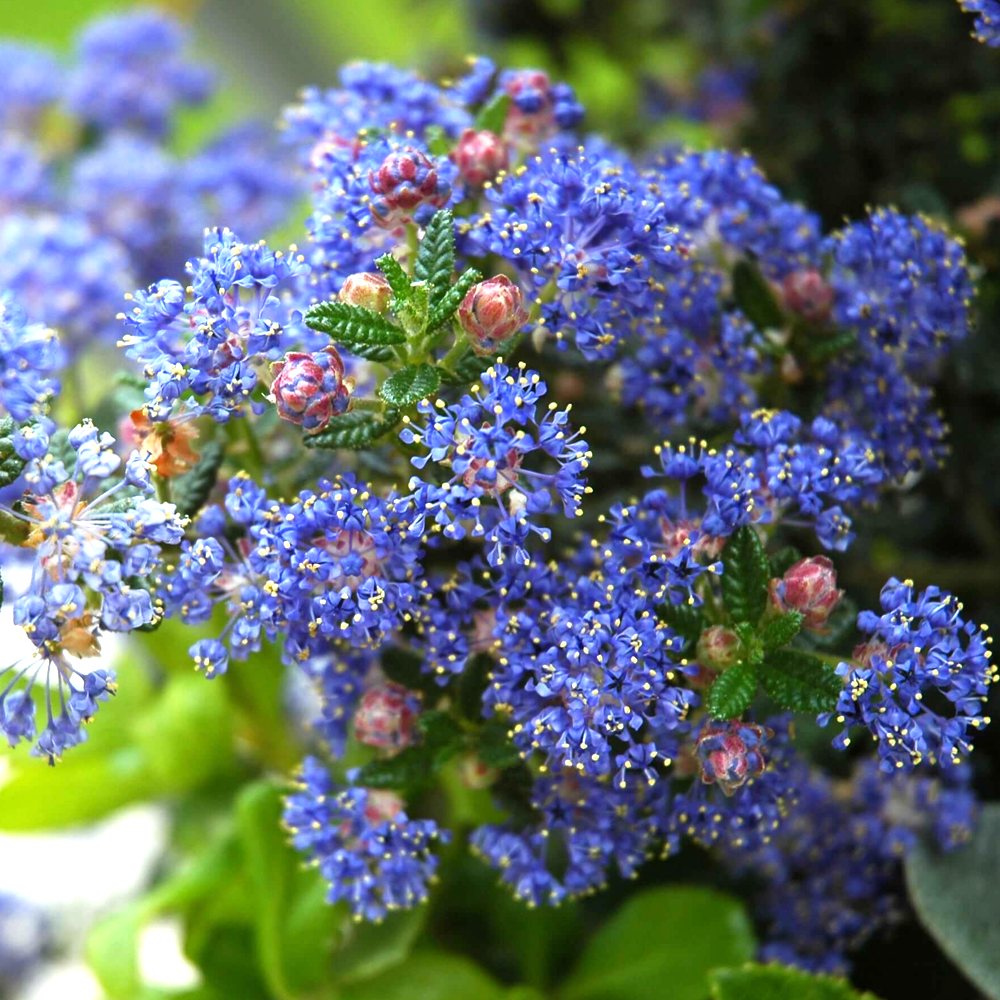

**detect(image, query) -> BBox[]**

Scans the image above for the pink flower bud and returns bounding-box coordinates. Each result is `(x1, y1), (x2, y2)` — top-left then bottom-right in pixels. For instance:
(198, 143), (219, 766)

(451, 128), (508, 186)
(457, 275), (528, 354)
(696, 625), (740, 670)
(368, 147), (451, 228)
(458, 754), (498, 790)
(269, 347), (354, 434)
(363, 789), (406, 825)
(695, 719), (770, 796)
(781, 269), (834, 323)
(353, 682), (418, 752)
(768, 555), (844, 632)
(339, 272), (392, 314)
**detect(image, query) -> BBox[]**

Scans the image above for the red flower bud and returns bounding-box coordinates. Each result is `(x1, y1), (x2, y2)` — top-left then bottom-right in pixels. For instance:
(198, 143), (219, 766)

(269, 347), (354, 434)
(451, 128), (508, 186)
(696, 625), (740, 670)
(695, 719), (771, 796)
(339, 272), (392, 314)
(368, 147), (451, 228)
(457, 275), (528, 354)
(768, 555), (844, 632)
(781, 269), (834, 323)
(353, 682), (418, 752)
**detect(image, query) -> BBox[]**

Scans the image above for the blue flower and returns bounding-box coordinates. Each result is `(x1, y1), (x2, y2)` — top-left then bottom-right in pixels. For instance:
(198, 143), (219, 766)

(0, 292), (62, 422)
(958, 0), (1000, 45)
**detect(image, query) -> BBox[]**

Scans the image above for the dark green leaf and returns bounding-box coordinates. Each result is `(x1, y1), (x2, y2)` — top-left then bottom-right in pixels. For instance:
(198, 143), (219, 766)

(416, 710), (466, 766)
(905, 803), (1000, 1000)
(475, 93), (512, 135)
(440, 349), (494, 385)
(379, 364), (441, 407)
(458, 652), (492, 720)
(331, 908), (427, 987)
(172, 441), (225, 517)
(375, 253), (413, 305)
(380, 645), (440, 698)
(560, 886), (755, 1000)
(414, 209), (456, 310)
(305, 301), (406, 346)
(427, 267), (483, 331)
(768, 545), (802, 578)
(761, 611), (804, 653)
(707, 661), (757, 719)
(733, 259), (785, 331)
(303, 407), (400, 451)
(476, 718), (522, 769)
(710, 964), (882, 1000)
(0, 415), (28, 488)
(796, 597), (859, 653)
(355, 745), (431, 792)
(759, 649), (841, 713)
(721, 526), (770, 624)
(804, 329), (858, 363)
(341, 950), (505, 1000)
(114, 371), (150, 391)
(656, 601), (706, 648)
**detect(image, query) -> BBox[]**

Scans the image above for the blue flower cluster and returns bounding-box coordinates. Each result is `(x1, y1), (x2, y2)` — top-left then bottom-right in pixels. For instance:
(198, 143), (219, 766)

(0, 292), (62, 422)
(958, 0), (1000, 45)
(1, 420), (184, 762)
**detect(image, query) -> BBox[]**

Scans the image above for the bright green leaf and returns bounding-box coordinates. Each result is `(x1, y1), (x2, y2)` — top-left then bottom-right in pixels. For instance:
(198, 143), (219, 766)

(759, 649), (842, 713)
(707, 661), (758, 719)
(379, 364), (441, 407)
(710, 964), (883, 1000)
(375, 253), (413, 304)
(905, 803), (1000, 1000)
(732, 260), (785, 331)
(475, 93), (512, 135)
(341, 950), (505, 1000)
(721, 526), (770, 624)
(414, 209), (456, 310)
(303, 407), (400, 450)
(761, 611), (804, 653)
(305, 301), (406, 346)
(427, 267), (483, 331)
(560, 886), (755, 1000)
(0, 415), (28, 488)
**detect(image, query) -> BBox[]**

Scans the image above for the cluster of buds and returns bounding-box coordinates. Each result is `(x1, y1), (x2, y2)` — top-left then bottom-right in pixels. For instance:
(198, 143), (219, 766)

(695, 719), (771, 796)
(451, 128), (508, 187)
(368, 147), (451, 228)
(352, 681), (418, 752)
(457, 275), (528, 355)
(500, 69), (584, 143)
(781, 269), (834, 324)
(269, 346), (354, 434)
(768, 555), (844, 632)
(696, 625), (740, 672)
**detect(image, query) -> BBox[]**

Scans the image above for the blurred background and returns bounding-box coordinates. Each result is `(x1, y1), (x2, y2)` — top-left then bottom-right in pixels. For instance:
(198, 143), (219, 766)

(2, 0), (1000, 997)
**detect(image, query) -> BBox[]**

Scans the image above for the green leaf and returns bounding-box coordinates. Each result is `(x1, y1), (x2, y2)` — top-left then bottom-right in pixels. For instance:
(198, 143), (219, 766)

(423, 125), (451, 157)
(427, 266), (483, 331)
(172, 441), (225, 517)
(804, 329), (858, 363)
(305, 301), (406, 347)
(475, 93), (512, 135)
(341, 950), (505, 1000)
(707, 661), (758, 719)
(905, 803), (1000, 1000)
(0, 415), (28, 488)
(721, 526), (770, 625)
(476, 718), (523, 769)
(340, 341), (397, 363)
(761, 611), (804, 652)
(710, 964), (883, 1000)
(303, 407), (400, 451)
(796, 597), (859, 653)
(380, 644), (441, 699)
(656, 601), (707, 648)
(355, 745), (432, 793)
(414, 209), (456, 310)
(331, 907), (427, 987)
(416, 709), (466, 766)
(732, 260), (785, 331)
(759, 649), (842, 713)
(441, 349), (494, 385)
(560, 886), (755, 1000)
(379, 364), (441, 407)
(238, 781), (340, 1000)
(768, 545), (802, 578)
(458, 652), (492, 720)
(375, 253), (413, 305)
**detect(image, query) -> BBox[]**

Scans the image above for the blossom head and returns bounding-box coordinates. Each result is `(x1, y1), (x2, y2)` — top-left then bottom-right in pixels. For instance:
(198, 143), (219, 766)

(457, 275), (528, 354)
(451, 128), (508, 186)
(338, 271), (392, 313)
(780, 269), (834, 323)
(269, 347), (354, 433)
(697, 625), (741, 670)
(769, 555), (844, 632)
(353, 681), (419, 751)
(368, 147), (451, 228)
(695, 719), (771, 796)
